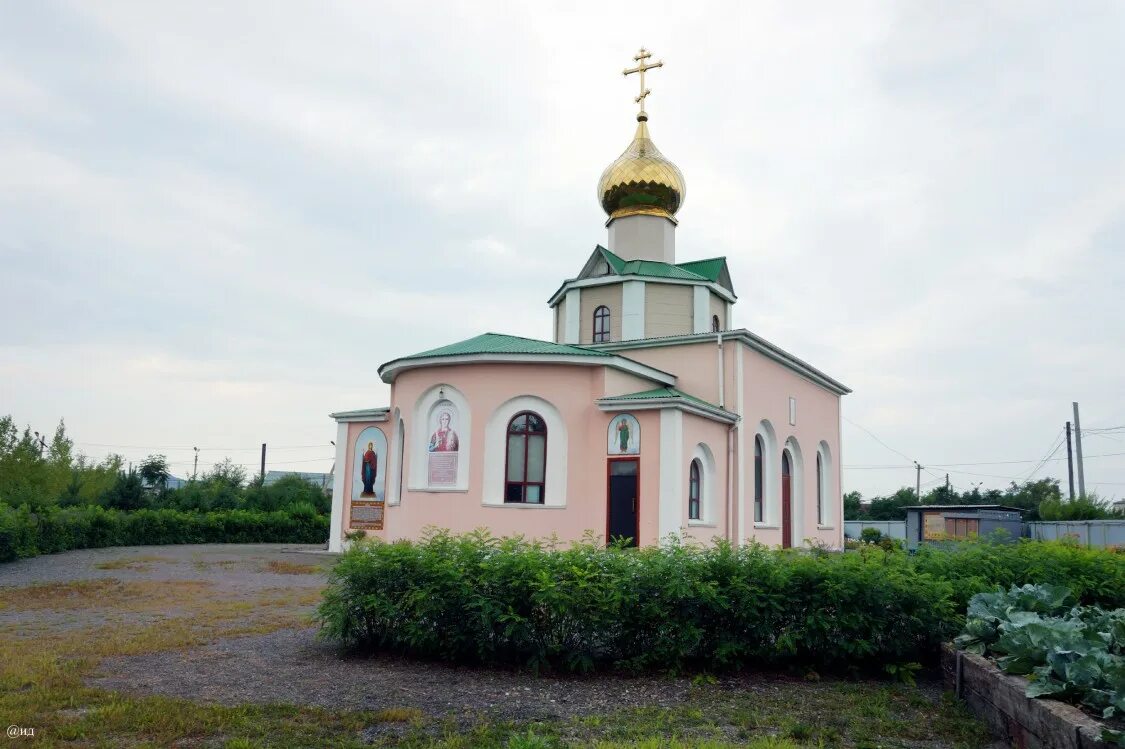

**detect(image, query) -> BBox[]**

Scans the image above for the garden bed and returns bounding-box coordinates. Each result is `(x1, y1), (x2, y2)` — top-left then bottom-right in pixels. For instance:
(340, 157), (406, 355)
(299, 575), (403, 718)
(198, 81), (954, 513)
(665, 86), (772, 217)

(942, 643), (1114, 748)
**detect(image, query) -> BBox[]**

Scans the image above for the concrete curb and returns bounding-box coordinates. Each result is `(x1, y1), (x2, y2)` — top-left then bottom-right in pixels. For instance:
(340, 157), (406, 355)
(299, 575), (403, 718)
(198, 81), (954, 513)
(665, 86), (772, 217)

(942, 643), (1114, 749)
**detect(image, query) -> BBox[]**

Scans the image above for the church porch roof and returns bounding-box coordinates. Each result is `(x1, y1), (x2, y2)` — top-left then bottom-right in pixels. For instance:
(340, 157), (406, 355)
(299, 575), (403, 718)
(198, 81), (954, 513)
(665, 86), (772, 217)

(597, 386), (738, 424)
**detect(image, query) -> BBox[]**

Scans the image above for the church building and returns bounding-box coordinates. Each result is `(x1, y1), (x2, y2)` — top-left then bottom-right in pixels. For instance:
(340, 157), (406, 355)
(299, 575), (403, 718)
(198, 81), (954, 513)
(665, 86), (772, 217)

(327, 49), (850, 552)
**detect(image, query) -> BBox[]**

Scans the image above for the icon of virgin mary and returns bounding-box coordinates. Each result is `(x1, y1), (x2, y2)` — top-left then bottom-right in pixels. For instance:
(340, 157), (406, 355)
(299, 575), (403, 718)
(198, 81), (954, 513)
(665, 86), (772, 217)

(360, 441), (378, 497)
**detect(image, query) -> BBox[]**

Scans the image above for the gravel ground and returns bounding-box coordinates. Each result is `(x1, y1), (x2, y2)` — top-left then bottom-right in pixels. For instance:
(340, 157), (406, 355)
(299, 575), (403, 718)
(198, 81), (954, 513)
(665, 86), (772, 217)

(0, 543), (329, 590)
(4, 544), (991, 740)
(6, 545), (701, 721)
(91, 627), (699, 720)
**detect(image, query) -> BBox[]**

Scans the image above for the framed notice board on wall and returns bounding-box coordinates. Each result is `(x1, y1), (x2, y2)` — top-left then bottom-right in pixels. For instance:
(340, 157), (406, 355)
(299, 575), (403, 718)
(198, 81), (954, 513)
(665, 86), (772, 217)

(350, 500), (384, 530)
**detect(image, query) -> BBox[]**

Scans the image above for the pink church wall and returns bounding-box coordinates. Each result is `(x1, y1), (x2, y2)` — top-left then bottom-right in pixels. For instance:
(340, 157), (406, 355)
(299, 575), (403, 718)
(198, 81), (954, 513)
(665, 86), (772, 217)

(602, 336), (842, 549)
(337, 341), (842, 550)
(739, 342), (843, 549)
(354, 363), (664, 547)
(622, 341), (724, 407)
(680, 412), (731, 546)
(633, 409), (661, 547)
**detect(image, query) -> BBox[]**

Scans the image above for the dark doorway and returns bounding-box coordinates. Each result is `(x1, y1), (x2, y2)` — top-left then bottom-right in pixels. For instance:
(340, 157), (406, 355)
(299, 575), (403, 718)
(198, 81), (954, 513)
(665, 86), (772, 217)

(781, 450), (793, 549)
(607, 458), (639, 547)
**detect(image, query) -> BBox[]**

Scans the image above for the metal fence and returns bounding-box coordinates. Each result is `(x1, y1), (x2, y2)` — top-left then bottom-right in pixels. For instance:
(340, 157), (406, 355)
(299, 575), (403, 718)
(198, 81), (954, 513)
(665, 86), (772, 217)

(1025, 520), (1125, 549)
(843, 521), (906, 540)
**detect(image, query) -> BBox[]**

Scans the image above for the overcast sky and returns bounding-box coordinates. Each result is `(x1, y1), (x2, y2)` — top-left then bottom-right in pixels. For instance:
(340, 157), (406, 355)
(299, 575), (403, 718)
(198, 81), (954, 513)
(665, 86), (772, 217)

(2, 1), (1123, 498)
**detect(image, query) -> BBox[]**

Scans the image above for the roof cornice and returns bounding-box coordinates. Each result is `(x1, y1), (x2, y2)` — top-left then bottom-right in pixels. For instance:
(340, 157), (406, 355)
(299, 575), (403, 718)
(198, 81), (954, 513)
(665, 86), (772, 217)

(547, 275), (737, 307)
(589, 330), (852, 396)
(330, 407), (390, 423)
(377, 352), (676, 386)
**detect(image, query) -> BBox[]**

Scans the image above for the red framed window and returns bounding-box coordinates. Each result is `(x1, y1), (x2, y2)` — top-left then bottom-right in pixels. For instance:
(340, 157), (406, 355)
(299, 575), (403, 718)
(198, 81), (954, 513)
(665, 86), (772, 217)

(754, 435), (764, 523)
(505, 411), (547, 503)
(688, 459), (701, 520)
(593, 305), (610, 343)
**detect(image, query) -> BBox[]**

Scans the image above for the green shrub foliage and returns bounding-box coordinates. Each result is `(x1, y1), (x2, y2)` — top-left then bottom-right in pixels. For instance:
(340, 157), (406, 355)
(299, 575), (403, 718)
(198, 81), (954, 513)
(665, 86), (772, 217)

(0, 503), (328, 562)
(318, 532), (1124, 673)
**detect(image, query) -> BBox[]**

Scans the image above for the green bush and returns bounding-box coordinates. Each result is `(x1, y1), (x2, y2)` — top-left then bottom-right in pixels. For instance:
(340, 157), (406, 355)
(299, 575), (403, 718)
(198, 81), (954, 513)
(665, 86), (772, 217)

(317, 532), (1124, 673)
(911, 537), (1125, 610)
(859, 527), (883, 543)
(0, 503), (328, 562)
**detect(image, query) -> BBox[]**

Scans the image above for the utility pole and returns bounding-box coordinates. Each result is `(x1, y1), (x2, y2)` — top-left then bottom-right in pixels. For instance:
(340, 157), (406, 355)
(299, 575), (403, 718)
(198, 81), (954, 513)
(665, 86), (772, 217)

(945, 473), (950, 493)
(32, 431), (47, 456)
(1072, 402), (1086, 498)
(915, 461), (923, 502)
(193, 446), (199, 480)
(260, 443), (267, 483)
(1065, 421), (1075, 501)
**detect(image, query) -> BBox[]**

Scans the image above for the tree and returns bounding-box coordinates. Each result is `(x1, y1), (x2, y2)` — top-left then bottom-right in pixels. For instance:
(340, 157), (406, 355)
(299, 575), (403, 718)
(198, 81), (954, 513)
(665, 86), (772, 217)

(1038, 491), (1120, 521)
(205, 458), (246, 489)
(1003, 479), (1061, 521)
(843, 491), (864, 520)
(866, 487), (920, 520)
(100, 467), (147, 511)
(139, 454), (171, 494)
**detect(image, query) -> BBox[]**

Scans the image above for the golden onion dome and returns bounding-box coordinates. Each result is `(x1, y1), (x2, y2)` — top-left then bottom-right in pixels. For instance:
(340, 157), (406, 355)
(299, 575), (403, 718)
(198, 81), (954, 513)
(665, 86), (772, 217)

(597, 114), (685, 221)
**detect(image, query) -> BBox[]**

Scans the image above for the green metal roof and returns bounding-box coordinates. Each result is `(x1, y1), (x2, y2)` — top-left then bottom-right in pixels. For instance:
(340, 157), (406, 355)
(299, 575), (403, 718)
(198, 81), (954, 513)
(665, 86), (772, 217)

(674, 257), (727, 283)
(399, 332), (607, 361)
(602, 386), (725, 411)
(596, 246), (725, 283)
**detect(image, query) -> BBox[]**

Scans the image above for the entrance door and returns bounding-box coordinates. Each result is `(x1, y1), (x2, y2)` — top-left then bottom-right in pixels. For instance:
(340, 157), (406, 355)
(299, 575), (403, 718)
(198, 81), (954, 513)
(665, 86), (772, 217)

(781, 451), (792, 549)
(607, 458), (639, 547)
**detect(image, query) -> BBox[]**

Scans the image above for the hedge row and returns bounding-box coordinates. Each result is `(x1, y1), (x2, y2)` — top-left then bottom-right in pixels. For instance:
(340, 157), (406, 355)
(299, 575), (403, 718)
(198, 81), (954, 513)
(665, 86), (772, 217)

(317, 531), (1124, 673)
(0, 503), (329, 562)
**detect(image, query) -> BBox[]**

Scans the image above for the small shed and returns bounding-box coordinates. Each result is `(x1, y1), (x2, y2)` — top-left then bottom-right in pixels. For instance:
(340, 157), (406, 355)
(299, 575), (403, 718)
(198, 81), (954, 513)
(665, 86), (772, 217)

(903, 505), (1024, 550)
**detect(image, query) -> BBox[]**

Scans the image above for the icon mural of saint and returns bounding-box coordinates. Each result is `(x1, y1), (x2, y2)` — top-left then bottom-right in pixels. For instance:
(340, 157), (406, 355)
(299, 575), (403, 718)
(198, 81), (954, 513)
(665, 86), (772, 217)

(428, 411), (460, 452)
(616, 417), (631, 453)
(360, 441), (378, 497)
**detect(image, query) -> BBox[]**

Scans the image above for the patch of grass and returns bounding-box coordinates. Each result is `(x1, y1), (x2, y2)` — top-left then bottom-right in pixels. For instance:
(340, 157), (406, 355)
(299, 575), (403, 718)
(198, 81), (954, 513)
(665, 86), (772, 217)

(94, 554), (175, 570)
(592, 740), (798, 749)
(0, 578), (216, 613)
(265, 559), (323, 575)
(374, 706), (424, 723)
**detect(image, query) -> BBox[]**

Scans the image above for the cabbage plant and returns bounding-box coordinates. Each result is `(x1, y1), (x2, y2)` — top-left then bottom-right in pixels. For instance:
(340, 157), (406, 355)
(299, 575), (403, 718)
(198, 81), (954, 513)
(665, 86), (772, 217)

(956, 584), (1125, 743)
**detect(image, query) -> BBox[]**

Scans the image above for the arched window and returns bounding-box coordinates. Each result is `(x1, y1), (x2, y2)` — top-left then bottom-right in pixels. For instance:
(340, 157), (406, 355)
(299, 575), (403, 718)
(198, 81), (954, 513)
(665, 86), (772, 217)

(711, 314), (720, 333)
(688, 459), (702, 520)
(816, 453), (823, 526)
(781, 450), (793, 549)
(505, 411), (546, 503)
(593, 305), (610, 343)
(754, 435), (764, 523)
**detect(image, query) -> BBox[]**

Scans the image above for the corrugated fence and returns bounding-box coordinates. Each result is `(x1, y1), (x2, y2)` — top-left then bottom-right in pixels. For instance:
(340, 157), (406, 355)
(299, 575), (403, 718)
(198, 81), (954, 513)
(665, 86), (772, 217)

(1026, 520), (1125, 549)
(844, 521), (906, 540)
(844, 519), (1124, 549)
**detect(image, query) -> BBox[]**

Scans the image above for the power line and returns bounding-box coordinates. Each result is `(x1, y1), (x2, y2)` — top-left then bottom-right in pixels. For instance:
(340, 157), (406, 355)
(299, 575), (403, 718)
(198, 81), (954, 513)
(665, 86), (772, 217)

(76, 442), (330, 451)
(842, 417), (916, 463)
(844, 449), (1125, 469)
(1020, 431), (1066, 483)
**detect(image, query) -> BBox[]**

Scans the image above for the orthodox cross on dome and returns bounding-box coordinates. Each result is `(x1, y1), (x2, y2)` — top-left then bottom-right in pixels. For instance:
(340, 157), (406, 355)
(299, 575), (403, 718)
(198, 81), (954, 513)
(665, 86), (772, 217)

(622, 47), (663, 120)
